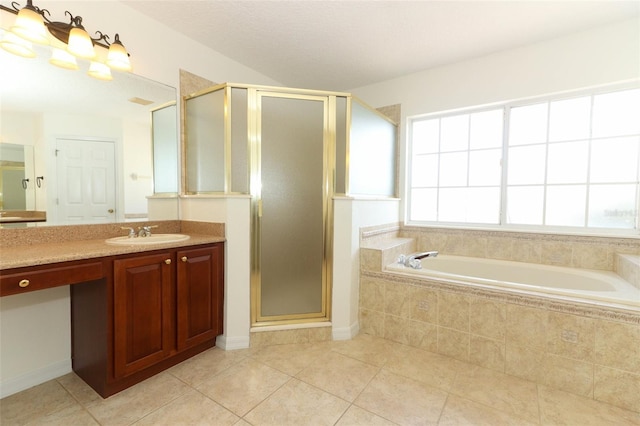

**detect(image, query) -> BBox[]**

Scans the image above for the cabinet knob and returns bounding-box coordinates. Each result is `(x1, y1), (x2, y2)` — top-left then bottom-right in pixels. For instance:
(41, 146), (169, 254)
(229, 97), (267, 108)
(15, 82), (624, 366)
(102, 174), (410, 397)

(181, 256), (188, 262)
(19, 279), (30, 288)
(165, 259), (171, 265)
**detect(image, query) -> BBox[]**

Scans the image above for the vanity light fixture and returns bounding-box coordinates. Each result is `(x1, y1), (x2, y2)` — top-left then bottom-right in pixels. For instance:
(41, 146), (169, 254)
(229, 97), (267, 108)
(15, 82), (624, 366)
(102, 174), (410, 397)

(0, 0), (132, 78)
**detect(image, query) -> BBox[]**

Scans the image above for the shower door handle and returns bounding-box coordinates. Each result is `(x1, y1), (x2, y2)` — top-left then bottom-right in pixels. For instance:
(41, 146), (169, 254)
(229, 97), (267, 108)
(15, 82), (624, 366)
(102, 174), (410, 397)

(258, 199), (263, 218)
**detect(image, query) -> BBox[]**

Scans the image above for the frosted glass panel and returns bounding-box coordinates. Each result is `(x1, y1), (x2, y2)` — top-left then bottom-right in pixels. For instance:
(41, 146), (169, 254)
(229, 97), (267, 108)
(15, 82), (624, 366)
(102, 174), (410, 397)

(349, 101), (396, 196)
(231, 88), (249, 193)
(335, 96), (347, 194)
(185, 89), (225, 192)
(152, 104), (178, 193)
(260, 96), (325, 317)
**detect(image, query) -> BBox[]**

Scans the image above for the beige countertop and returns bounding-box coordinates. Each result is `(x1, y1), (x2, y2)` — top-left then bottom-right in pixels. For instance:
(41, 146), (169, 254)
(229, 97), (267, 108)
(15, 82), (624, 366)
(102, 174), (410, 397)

(0, 233), (225, 270)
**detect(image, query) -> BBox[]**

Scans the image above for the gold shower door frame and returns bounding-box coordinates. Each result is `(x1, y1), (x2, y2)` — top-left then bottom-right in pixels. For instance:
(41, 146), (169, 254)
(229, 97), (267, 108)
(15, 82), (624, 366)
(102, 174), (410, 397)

(249, 89), (336, 327)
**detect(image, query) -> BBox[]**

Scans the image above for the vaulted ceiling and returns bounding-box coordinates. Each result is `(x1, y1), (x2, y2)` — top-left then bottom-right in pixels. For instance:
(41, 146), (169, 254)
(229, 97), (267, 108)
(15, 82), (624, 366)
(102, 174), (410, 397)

(124, 0), (639, 91)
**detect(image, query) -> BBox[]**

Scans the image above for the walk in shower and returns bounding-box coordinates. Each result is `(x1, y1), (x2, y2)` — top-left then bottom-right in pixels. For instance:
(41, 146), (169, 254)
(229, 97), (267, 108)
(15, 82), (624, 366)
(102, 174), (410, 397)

(184, 83), (396, 326)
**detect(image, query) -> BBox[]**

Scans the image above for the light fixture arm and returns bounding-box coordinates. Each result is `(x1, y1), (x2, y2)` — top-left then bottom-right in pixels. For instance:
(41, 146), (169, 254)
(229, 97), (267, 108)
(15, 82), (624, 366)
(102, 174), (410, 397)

(0, 1), (127, 50)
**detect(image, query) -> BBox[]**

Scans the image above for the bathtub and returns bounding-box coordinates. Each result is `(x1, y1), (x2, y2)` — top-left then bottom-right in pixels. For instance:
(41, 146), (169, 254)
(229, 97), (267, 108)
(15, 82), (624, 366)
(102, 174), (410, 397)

(385, 255), (640, 308)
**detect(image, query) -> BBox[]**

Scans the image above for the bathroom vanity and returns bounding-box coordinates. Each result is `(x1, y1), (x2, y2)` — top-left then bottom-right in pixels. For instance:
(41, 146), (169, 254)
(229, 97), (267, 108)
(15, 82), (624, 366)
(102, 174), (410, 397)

(0, 226), (224, 398)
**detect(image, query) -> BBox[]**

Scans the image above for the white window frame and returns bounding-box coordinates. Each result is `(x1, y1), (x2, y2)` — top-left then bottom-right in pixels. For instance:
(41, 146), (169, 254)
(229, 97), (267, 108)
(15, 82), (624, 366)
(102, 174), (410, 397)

(405, 82), (640, 237)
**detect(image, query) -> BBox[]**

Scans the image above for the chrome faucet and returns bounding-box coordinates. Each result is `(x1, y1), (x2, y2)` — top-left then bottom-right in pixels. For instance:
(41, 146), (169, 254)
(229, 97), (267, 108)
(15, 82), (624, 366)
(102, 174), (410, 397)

(397, 251), (439, 269)
(137, 225), (158, 237)
(121, 227), (136, 238)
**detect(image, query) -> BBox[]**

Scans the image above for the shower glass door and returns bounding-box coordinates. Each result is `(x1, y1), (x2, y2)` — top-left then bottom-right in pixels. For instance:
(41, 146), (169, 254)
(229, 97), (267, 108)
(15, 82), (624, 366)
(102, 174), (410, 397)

(253, 92), (331, 324)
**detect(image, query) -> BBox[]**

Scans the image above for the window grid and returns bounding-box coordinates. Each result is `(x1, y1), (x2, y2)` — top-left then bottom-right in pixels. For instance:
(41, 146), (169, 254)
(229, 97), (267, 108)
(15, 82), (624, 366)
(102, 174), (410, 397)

(408, 85), (640, 234)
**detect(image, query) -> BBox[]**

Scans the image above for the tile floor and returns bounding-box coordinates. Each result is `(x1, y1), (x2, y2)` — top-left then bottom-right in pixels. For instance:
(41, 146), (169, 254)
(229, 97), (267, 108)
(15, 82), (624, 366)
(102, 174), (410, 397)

(2, 334), (640, 425)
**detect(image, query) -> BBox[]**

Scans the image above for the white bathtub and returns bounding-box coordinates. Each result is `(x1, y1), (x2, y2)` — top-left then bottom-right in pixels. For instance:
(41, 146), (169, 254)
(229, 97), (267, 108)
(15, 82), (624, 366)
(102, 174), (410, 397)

(386, 255), (640, 308)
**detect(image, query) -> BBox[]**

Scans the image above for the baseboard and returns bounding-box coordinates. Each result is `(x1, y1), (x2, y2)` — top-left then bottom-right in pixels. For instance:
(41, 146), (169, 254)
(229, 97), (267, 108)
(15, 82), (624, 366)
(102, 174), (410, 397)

(216, 334), (250, 350)
(0, 359), (71, 399)
(332, 321), (359, 341)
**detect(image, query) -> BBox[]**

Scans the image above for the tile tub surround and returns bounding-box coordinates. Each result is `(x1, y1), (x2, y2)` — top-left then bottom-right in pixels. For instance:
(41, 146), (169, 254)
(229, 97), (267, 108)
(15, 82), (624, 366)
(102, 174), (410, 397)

(359, 226), (640, 413)
(618, 254), (640, 290)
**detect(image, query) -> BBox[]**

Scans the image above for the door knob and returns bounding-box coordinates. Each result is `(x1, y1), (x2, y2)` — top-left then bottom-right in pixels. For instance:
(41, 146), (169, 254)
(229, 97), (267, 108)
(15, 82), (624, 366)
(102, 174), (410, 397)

(19, 279), (30, 288)
(108, 209), (114, 213)
(181, 256), (188, 262)
(165, 259), (171, 265)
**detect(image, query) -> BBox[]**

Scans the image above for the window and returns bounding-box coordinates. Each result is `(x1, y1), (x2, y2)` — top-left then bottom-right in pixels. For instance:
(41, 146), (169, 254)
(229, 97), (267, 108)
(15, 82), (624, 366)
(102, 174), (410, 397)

(407, 86), (640, 234)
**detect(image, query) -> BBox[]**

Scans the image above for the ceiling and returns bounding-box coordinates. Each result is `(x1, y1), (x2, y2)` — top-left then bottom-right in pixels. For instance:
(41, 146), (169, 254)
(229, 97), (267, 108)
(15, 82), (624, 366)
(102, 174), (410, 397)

(123, 0), (639, 92)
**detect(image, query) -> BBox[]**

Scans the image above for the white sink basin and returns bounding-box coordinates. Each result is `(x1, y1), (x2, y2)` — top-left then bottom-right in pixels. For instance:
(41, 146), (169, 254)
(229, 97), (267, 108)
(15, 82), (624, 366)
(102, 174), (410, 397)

(105, 234), (190, 246)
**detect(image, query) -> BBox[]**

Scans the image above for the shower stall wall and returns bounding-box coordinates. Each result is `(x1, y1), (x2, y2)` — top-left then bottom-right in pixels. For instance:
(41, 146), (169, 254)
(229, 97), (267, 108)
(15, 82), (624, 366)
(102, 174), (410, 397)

(183, 83), (396, 327)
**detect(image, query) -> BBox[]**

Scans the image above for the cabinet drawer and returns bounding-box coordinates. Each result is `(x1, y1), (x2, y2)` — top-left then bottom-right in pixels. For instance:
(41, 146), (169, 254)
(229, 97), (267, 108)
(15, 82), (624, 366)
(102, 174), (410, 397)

(0, 261), (104, 296)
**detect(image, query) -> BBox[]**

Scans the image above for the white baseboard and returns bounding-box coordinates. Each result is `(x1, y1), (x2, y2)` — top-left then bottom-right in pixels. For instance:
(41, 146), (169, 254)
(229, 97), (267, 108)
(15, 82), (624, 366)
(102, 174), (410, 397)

(332, 322), (359, 341)
(216, 334), (250, 350)
(0, 360), (71, 399)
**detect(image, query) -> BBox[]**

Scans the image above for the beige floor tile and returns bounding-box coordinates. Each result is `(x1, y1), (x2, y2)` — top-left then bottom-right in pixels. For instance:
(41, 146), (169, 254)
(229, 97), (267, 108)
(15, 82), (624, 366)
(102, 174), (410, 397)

(244, 379), (349, 426)
(450, 365), (539, 423)
(0, 380), (79, 425)
(538, 385), (640, 425)
(383, 343), (467, 391)
(167, 346), (249, 387)
(296, 351), (379, 402)
(354, 369), (448, 425)
(193, 358), (290, 416)
(24, 404), (98, 426)
(335, 405), (397, 425)
(83, 372), (191, 426)
(332, 334), (397, 367)
(56, 373), (103, 407)
(7, 335), (640, 426)
(438, 395), (537, 426)
(249, 341), (332, 375)
(132, 389), (239, 425)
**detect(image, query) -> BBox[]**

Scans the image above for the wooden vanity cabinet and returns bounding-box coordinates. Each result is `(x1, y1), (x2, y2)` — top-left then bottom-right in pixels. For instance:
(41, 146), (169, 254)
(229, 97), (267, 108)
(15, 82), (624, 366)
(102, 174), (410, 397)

(113, 251), (175, 378)
(176, 245), (224, 351)
(71, 242), (224, 398)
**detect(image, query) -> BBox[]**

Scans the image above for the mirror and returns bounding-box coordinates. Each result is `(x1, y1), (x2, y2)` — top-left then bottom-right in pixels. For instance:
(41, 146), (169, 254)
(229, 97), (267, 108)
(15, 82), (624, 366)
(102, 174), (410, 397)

(0, 27), (178, 226)
(0, 143), (34, 209)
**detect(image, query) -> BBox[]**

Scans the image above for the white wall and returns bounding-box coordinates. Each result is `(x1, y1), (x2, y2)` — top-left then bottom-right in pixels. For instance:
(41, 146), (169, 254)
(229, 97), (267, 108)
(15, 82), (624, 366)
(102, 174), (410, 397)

(332, 197), (401, 340)
(0, 0), (281, 397)
(351, 19), (639, 116)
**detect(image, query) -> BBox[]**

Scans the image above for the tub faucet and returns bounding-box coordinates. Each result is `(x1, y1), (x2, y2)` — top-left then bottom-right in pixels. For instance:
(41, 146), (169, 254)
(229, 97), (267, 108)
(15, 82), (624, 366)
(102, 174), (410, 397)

(397, 251), (439, 269)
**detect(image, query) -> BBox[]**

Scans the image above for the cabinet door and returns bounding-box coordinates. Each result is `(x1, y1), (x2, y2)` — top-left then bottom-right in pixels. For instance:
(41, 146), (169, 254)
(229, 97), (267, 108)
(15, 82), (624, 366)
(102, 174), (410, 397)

(114, 252), (174, 378)
(177, 244), (224, 350)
